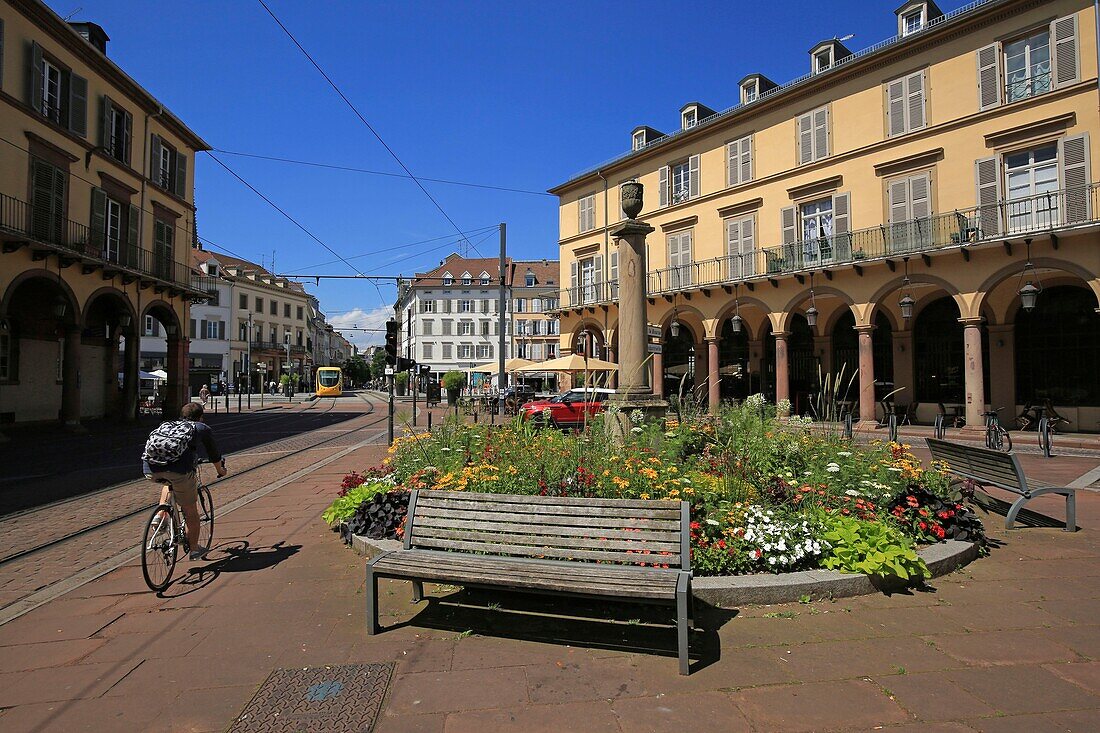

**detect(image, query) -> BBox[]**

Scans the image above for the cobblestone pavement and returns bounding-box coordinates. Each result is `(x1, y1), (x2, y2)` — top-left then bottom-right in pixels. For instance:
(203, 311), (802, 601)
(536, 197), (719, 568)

(0, 395), (389, 616)
(0, 422), (1097, 731)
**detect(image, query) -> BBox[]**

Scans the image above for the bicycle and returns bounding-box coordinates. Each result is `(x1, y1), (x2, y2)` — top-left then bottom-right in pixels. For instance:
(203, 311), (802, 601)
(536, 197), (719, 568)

(141, 460), (216, 592)
(981, 408), (1012, 453)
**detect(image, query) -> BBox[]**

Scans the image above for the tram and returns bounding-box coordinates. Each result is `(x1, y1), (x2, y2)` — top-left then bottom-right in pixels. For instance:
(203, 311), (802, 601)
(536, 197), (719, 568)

(315, 366), (344, 397)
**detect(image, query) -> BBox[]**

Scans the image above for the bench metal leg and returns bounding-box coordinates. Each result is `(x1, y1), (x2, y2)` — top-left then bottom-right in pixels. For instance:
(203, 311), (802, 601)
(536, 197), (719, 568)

(412, 580), (424, 603)
(366, 565), (380, 634)
(1064, 491), (1076, 532)
(676, 573), (690, 675)
(1004, 495), (1028, 531)
(1004, 488), (1077, 532)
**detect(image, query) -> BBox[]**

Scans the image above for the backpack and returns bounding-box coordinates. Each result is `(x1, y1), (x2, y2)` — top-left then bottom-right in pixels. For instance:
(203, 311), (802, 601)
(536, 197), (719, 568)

(142, 420), (196, 466)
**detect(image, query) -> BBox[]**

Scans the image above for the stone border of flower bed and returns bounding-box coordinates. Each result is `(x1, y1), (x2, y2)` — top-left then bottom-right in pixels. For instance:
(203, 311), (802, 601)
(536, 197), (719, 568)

(342, 527), (978, 607)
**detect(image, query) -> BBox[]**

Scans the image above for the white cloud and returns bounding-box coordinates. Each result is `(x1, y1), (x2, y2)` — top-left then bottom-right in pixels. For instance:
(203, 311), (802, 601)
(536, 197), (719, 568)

(327, 306), (393, 349)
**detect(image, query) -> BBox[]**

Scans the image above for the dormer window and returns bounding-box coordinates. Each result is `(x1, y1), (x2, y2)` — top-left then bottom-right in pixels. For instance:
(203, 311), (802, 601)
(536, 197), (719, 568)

(810, 39), (852, 74)
(902, 9), (923, 35)
(896, 1), (942, 38)
(206, 264), (218, 277)
(814, 49), (832, 73)
(479, 271), (490, 285)
(633, 131), (646, 150)
(741, 81), (758, 104)
(442, 272), (453, 287)
(525, 271), (536, 287)
(682, 109), (697, 130)
(630, 125), (665, 152)
(679, 103), (714, 132)
(461, 271), (471, 286)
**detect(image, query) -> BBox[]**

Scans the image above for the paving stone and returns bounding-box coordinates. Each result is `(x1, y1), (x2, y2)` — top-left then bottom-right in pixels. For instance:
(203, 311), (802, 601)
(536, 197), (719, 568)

(145, 685), (259, 733)
(611, 691), (753, 732)
(872, 670), (998, 721)
(386, 668), (529, 715)
(0, 693), (165, 732)
(927, 629), (1082, 666)
(731, 678), (909, 732)
(946, 665), (1100, 715)
(1044, 661), (1100, 695)
(104, 654), (275, 698)
(1036, 625), (1100, 660)
(777, 636), (960, 682)
(962, 708), (1100, 733)
(0, 660), (141, 707)
(0, 637), (105, 673)
(0, 610), (123, 646)
(444, 700), (621, 733)
(1026, 597), (1100, 625)
(374, 712), (447, 733)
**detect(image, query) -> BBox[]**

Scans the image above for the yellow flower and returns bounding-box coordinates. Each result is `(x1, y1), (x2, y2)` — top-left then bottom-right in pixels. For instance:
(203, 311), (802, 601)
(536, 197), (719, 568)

(640, 493), (650, 500)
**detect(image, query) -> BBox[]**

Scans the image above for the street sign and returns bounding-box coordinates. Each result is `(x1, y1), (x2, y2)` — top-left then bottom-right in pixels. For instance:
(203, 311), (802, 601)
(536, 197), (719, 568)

(647, 343), (663, 354)
(646, 324), (662, 339)
(385, 366), (394, 376)
(257, 363), (268, 371)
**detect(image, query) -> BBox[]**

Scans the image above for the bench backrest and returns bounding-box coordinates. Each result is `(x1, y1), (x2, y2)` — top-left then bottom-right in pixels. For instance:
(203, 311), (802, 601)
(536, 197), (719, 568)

(925, 438), (1027, 491)
(405, 489), (690, 570)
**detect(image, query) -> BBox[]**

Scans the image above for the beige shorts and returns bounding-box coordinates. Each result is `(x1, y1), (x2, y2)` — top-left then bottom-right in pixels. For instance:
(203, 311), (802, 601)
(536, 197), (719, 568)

(146, 470), (198, 508)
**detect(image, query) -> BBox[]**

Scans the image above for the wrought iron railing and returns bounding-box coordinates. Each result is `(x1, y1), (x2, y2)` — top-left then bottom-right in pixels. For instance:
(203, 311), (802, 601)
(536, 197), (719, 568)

(545, 183), (1098, 312)
(0, 192), (204, 292)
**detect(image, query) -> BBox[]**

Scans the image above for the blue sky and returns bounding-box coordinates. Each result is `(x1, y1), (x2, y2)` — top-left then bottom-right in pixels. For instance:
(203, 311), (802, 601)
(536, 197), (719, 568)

(51, 0), (921, 345)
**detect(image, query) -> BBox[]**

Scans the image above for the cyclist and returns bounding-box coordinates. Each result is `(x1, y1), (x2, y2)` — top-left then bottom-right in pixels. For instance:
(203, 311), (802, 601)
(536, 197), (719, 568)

(143, 402), (227, 560)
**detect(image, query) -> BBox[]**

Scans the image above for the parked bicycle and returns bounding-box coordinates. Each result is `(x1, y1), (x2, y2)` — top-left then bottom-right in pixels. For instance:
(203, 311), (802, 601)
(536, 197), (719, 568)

(141, 459), (216, 592)
(981, 408), (1012, 453)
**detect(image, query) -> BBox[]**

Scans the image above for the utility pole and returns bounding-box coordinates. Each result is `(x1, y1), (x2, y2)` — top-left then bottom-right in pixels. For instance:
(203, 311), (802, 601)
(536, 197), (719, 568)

(246, 312), (253, 409)
(497, 222), (507, 419)
(284, 335), (292, 402)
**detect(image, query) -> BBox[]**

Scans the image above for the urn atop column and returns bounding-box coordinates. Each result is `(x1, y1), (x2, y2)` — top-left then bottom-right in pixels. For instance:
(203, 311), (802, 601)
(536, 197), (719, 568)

(620, 181), (643, 220)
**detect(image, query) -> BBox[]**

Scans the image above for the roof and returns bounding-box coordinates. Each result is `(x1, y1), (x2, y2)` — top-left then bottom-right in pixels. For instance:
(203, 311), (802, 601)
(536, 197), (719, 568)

(409, 252), (558, 288)
(213, 252), (307, 293)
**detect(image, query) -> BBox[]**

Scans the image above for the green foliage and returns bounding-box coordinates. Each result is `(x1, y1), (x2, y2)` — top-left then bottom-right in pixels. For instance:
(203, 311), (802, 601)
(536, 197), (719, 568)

(369, 350), (388, 380)
(344, 355), (371, 384)
(442, 370), (467, 390)
(394, 371), (409, 387)
(820, 514), (930, 583)
(322, 481), (393, 525)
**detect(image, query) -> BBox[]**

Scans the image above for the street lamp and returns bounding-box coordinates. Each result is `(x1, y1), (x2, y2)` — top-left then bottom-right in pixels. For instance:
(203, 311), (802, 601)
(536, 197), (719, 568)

(731, 284), (743, 334)
(899, 257), (915, 320)
(1017, 238), (1043, 312)
(805, 272), (818, 328)
(52, 296), (68, 319)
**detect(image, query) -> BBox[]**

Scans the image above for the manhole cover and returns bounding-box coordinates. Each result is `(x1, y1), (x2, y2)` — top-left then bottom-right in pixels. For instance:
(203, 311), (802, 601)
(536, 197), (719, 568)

(229, 663), (393, 732)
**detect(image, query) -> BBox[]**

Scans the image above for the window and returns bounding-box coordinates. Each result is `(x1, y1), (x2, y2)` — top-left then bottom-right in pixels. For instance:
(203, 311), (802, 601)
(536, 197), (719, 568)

(105, 198), (122, 261)
(0, 329), (9, 381)
(102, 97), (132, 164)
(149, 135), (186, 196)
(28, 43), (87, 136)
(547, 343), (557, 359)
(423, 343), (434, 360)
(297, 330), (303, 346)
(741, 82), (758, 104)
(442, 320), (451, 335)
(205, 320), (221, 339)
(902, 9), (924, 36)
(814, 49), (832, 73)
(41, 58), (62, 123)
(666, 230), (693, 288)
(442, 343), (452, 359)
(269, 327), (277, 343)
(269, 300), (277, 316)
(255, 297), (264, 312)
(477, 345), (492, 360)
(239, 294), (248, 310)
(284, 303), (291, 318)
(726, 134), (753, 187)
(1005, 30), (1051, 103)
(682, 109), (697, 130)
(514, 299), (527, 313)
(798, 198), (835, 264)
(525, 272), (535, 287)
(442, 272), (453, 286)
(578, 194), (596, 232)
(797, 106), (830, 164)
(633, 131), (646, 150)
(422, 320), (433, 335)
(459, 299), (473, 313)
(461, 272), (472, 285)
(459, 321), (473, 336)
(482, 321), (491, 336)
(421, 300), (435, 313)
(887, 173), (932, 252)
(725, 215), (756, 279)
(1005, 144), (1059, 232)
(886, 70), (926, 137)
(152, 219), (173, 280)
(570, 255), (603, 304)
(144, 315), (157, 336)
(458, 344), (473, 360)
(480, 272), (491, 285)
(239, 321), (248, 341)
(659, 155), (699, 206)
(29, 158), (66, 244)
(297, 306), (304, 320)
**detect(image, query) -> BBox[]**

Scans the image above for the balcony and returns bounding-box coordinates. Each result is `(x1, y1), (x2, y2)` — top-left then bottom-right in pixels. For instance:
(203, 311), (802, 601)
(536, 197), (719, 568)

(0, 193), (209, 299)
(251, 341), (308, 354)
(547, 183), (1098, 312)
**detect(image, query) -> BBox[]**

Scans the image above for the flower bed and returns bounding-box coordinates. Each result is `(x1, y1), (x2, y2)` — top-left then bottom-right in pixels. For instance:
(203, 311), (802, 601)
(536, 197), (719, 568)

(322, 398), (987, 584)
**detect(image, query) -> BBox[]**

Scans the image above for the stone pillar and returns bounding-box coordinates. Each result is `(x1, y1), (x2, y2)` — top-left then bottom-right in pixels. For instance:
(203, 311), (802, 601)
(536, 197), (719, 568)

(122, 331), (139, 421)
(60, 325), (83, 430)
(892, 331), (914, 414)
(961, 318), (986, 429)
(694, 341), (707, 403)
(988, 324), (1015, 420)
(164, 334), (184, 418)
(773, 331), (790, 413)
(104, 329), (120, 417)
(606, 346), (617, 389)
(652, 349), (664, 398)
(609, 219), (656, 398)
(748, 339), (763, 393)
(856, 324), (877, 424)
(707, 338), (720, 413)
(813, 335), (832, 379)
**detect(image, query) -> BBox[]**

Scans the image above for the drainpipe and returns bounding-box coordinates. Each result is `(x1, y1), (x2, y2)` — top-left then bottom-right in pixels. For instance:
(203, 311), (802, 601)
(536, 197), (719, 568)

(1095, 0), (1099, 110)
(597, 169), (609, 360)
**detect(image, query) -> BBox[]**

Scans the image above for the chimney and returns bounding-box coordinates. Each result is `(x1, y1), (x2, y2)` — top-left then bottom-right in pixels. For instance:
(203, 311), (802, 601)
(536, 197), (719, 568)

(68, 22), (110, 55)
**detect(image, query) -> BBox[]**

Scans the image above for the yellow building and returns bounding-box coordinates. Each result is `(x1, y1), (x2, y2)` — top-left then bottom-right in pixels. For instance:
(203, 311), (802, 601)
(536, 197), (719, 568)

(0, 0), (209, 425)
(550, 0), (1100, 432)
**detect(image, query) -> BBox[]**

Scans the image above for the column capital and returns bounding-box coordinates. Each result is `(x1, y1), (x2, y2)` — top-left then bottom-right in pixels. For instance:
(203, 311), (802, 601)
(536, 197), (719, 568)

(853, 324), (876, 334)
(704, 336), (721, 344)
(772, 330), (790, 339)
(957, 317), (984, 327)
(609, 220), (655, 238)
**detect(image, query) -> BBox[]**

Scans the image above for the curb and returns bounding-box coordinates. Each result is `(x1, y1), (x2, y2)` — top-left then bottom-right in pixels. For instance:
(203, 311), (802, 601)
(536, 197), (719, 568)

(342, 531), (978, 606)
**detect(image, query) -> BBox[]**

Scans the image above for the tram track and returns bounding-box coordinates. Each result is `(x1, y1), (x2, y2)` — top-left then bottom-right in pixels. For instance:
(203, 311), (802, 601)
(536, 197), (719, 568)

(0, 396), (381, 567)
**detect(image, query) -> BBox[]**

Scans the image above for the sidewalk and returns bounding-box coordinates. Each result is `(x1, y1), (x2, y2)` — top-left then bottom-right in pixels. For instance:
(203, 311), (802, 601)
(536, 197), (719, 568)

(0, 442), (1097, 731)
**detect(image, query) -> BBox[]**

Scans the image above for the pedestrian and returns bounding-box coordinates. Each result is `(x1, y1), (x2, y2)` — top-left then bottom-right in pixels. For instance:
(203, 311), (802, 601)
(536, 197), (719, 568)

(142, 402), (228, 560)
(198, 384), (210, 406)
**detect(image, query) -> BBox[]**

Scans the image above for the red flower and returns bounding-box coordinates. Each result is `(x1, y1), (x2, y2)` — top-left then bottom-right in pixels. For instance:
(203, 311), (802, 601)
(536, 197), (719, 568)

(931, 525), (946, 539)
(717, 540), (726, 549)
(906, 495), (919, 507)
(690, 521), (701, 530)
(919, 521), (928, 531)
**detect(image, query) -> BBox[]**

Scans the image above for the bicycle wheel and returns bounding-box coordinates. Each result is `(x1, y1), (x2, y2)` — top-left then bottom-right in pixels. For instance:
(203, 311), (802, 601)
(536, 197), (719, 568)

(996, 426), (1012, 453)
(197, 483), (215, 554)
(141, 504), (177, 592)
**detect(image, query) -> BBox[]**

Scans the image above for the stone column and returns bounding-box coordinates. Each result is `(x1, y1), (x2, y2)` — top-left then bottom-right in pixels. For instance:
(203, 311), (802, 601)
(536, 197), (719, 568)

(813, 335), (832, 378)
(773, 331), (790, 413)
(707, 338), (720, 413)
(104, 328), (120, 417)
(856, 324), (877, 424)
(164, 334), (184, 418)
(609, 220), (656, 397)
(987, 324), (1015, 420)
(961, 317), (986, 429)
(606, 346), (617, 389)
(652, 349), (664, 398)
(60, 325), (83, 430)
(122, 331), (139, 421)
(892, 330), (914, 415)
(748, 339), (763, 393)
(694, 341), (708, 403)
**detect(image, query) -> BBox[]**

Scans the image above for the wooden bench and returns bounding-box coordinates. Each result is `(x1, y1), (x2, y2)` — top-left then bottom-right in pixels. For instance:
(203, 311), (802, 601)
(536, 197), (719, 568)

(366, 489), (695, 674)
(926, 438), (1076, 531)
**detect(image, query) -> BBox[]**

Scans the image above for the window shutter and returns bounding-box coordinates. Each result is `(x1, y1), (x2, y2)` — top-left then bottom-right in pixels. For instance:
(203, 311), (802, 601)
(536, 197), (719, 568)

(593, 254), (603, 286)
(578, 197), (586, 231)
(887, 79), (906, 137)
(173, 153), (187, 197)
(99, 95), (113, 148)
(442, 320), (451, 335)
(726, 140), (738, 186)
(69, 73), (87, 137)
(28, 41), (43, 112)
(481, 299), (488, 313)
(797, 113), (813, 165)
(570, 260), (578, 298)
(739, 135), (752, 183)
(122, 110), (133, 166)
(126, 203), (139, 264)
(906, 70), (926, 131)
(1052, 15), (1080, 87)
(910, 174), (930, 220)
(725, 218), (740, 257)
(813, 106), (829, 160)
(888, 179), (909, 224)
(0, 20), (4, 92)
(200, 319), (208, 339)
(149, 134), (161, 179)
(832, 192), (850, 235)
(974, 156), (1002, 236)
(659, 165), (669, 207)
(781, 206), (797, 244)
(1061, 133), (1091, 223)
(688, 154), (700, 199)
(89, 187), (107, 252)
(152, 321), (160, 337)
(976, 43), (1001, 110)
(189, 319), (196, 338)
(742, 215), (756, 275)
(444, 299), (452, 313)
(218, 321), (226, 340)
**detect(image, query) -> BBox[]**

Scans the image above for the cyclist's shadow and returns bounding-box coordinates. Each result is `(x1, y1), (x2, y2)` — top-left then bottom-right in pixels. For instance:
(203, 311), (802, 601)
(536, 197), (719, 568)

(157, 540), (300, 598)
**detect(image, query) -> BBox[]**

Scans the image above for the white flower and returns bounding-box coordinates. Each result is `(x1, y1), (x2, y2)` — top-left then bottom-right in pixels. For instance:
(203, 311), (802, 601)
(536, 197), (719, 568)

(887, 467), (903, 473)
(631, 426), (643, 434)
(844, 489), (860, 496)
(837, 451), (852, 457)
(826, 465), (841, 473)
(630, 409), (644, 425)
(705, 519), (719, 526)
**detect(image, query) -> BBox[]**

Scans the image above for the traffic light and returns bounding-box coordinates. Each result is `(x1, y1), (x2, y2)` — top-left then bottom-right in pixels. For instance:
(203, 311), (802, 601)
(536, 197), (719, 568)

(385, 320), (398, 365)
(397, 357), (415, 372)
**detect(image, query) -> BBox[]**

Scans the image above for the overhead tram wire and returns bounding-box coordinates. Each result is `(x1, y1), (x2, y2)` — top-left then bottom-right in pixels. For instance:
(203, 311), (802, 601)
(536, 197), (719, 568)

(256, 0), (486, 258)
(210, 149), (554, 198)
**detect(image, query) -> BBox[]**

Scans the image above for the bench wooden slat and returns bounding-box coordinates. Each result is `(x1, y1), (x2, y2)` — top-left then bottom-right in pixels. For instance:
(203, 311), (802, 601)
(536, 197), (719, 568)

(375, 555), (678, 589)
(416, 516), (681, 543)
(413, 526), (681, 558)
(426, 489), (677, 511)
(414, 506), (681, 531)
(382, 549), (681, 578)
(414, 536), (674, 564)
(417, 496), (681, 520)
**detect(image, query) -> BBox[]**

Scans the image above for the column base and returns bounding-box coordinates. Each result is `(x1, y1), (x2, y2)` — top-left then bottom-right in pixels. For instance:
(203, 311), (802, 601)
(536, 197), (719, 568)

(64, 421), (87, 434)
(605, 392), (669, 441)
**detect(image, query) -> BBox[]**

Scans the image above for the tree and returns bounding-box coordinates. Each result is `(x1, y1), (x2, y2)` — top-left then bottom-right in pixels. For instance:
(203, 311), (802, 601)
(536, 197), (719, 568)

(344, 355), (371, 385)
(369, 349), (388, 380)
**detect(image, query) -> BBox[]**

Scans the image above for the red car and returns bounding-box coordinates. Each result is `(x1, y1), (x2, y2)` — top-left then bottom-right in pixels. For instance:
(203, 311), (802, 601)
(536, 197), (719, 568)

(519, 388), (615, 428)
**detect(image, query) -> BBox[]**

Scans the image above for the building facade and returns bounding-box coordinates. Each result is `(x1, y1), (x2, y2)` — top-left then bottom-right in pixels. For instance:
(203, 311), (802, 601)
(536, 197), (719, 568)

(550, 0), (1100, 432)
(185, 250), (231, 392)
(395, 254), (560, 384)
(0, 0), (210, 425)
